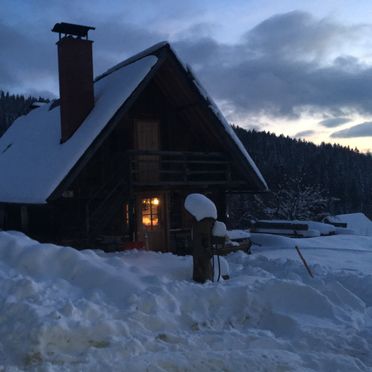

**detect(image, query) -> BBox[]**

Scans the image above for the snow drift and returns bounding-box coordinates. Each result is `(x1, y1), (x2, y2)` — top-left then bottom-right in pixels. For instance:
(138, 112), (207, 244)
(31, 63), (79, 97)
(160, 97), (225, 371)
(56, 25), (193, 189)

(335, 213), (372, 236)
(0, 230), (372, 371)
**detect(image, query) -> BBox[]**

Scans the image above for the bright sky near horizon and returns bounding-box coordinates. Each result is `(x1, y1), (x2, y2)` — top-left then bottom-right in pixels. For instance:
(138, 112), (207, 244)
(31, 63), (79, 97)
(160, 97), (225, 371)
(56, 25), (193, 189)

(2, 0), (372, 152)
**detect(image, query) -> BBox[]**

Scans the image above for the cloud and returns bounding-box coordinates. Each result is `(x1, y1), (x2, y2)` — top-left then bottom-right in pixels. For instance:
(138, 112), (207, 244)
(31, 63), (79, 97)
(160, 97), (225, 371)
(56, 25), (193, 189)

(294, 130), (316, 138)
(174, 11), (372, 119)
(0, 22), (56, 95)
(243, 11), (360, 62)
(0, 16), (165, 95)
(2, 7), (372, 123)
(92, 18), (166, 75)
(319, 117), (351, 127)
(331, 122), (372, 138)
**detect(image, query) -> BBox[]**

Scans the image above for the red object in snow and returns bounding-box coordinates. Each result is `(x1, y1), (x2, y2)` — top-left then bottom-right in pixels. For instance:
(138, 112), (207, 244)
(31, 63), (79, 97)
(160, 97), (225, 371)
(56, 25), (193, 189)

(120, 241), (145, 250)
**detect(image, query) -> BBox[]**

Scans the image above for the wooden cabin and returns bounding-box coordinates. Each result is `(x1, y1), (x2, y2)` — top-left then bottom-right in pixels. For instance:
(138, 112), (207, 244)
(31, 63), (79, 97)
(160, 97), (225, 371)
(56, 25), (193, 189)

(0, 23), (268, 252)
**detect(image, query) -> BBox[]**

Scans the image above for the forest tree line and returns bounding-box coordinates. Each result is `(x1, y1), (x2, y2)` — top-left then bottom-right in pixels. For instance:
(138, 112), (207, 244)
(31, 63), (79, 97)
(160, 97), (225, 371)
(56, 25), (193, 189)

(0, 91), (48, 137)
(1, 90), (371, 221)
(230, 126), (372, 224)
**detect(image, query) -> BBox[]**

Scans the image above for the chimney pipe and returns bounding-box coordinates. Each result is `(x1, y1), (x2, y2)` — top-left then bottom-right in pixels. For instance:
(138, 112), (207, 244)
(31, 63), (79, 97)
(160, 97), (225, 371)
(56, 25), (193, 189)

(52, 22), (95, 143)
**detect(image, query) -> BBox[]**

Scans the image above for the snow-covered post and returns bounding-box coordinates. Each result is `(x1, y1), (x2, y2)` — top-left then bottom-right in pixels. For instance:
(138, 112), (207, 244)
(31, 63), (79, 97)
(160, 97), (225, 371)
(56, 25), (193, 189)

(212, 221), (228, 281)
(184, 194), (217, 283)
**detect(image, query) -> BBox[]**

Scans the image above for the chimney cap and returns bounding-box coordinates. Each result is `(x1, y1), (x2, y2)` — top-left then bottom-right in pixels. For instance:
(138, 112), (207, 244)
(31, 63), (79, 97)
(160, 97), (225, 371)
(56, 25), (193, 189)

(52, 22), (95, 40)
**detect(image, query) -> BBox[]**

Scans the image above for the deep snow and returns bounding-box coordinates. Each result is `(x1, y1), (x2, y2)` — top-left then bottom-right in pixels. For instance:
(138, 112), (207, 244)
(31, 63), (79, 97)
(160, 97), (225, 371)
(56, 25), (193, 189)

(0, 231), (372, 371)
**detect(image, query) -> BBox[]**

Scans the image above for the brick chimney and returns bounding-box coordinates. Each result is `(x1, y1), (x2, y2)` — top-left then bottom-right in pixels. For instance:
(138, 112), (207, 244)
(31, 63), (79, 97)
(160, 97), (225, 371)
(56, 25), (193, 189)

(52, 22), (95, 143)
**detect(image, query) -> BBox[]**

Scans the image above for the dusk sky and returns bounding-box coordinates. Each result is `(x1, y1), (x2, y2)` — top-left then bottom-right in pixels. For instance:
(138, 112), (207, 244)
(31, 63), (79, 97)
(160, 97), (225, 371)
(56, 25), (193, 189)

(2, 0), (372, 152)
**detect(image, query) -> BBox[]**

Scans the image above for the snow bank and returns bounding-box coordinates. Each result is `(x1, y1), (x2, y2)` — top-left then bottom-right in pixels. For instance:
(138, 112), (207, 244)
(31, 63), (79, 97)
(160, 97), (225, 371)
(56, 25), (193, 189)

(184, 193), (217, 221)
(335, 213), (372, 236)
(253, 219), (336, 237)
(302, 220), (336, 235)
(1, 231), (372, 371)
(227, 229), (251, 240)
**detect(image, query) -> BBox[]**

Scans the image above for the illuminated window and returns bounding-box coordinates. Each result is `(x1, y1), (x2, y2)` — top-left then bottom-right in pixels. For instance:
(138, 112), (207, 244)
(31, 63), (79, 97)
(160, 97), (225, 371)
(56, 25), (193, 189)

(142, 197), (160, 229)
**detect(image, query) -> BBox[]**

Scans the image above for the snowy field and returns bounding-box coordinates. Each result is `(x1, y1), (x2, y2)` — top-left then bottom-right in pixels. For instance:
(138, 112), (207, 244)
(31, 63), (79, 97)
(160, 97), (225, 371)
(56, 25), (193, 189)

(0, 231), (372, 371)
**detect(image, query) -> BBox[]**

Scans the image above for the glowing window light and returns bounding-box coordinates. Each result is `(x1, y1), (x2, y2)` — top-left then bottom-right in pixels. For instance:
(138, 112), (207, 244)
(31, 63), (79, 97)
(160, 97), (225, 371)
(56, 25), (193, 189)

(141, 197), (160, 228)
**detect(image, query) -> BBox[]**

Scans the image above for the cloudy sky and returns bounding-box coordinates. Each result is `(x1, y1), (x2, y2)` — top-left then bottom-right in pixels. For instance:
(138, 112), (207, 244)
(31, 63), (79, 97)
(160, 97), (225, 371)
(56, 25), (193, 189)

(2, 0), (372, 152)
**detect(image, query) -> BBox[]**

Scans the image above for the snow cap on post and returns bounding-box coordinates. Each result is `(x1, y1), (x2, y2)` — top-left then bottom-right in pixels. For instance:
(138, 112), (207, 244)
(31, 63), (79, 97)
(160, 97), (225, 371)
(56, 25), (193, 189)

(212, 221), (228, 238)
(184, 193), (217, 221)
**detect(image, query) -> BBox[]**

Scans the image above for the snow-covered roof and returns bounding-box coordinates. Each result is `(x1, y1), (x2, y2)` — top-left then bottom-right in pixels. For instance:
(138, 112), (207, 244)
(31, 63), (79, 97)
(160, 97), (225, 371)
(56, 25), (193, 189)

(0, 56), (157, 203)
(0, 42), (267, 204)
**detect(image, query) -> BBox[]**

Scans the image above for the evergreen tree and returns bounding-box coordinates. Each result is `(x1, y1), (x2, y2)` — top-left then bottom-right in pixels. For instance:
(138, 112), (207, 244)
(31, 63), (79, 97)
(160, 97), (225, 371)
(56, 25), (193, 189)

(232, 126), (372, 224)
(0, 90), (49, 136)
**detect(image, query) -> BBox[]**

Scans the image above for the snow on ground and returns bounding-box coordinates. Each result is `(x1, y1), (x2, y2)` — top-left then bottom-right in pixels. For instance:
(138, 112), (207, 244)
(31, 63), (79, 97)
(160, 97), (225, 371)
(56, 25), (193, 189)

(1, 231), (372, 371)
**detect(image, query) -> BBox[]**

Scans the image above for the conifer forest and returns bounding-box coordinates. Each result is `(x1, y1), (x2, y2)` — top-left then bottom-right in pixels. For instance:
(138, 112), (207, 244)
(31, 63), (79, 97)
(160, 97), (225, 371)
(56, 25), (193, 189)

(1, 91), (371, 223)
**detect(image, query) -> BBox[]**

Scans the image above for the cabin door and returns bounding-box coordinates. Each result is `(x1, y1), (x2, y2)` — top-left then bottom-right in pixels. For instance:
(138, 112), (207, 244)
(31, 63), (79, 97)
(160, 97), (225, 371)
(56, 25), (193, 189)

(135, 119), (160, 182)
(136, 193), (167, 251)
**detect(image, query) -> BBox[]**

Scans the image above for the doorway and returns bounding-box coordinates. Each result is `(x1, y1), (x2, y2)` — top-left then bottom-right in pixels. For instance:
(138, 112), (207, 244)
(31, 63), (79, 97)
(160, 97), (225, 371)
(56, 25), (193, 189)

(135, 119), (160, 183)
(136, 193), (167, 251)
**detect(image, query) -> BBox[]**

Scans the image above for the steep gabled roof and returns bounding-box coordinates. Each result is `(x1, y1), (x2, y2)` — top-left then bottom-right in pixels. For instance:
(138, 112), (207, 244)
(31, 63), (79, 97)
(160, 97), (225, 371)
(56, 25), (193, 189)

(0, 42), (267, 204)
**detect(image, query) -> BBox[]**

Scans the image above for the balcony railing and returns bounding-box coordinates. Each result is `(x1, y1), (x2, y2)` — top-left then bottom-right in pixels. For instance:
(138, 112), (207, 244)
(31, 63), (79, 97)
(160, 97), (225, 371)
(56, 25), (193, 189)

(127, 150), (241, 186)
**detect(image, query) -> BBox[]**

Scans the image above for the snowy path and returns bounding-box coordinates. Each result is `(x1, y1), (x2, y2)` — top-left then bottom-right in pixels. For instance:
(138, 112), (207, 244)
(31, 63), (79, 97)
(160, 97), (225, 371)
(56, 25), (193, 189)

(0, 231), (371, 371)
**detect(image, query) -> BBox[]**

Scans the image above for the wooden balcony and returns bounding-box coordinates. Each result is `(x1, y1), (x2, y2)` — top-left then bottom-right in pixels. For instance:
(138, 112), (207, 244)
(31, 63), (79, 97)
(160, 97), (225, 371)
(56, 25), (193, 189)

(127, 150), (245, 187)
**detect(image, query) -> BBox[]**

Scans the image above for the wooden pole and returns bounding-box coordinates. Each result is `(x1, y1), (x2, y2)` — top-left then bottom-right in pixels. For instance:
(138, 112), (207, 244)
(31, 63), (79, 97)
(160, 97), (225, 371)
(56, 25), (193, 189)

(191, 218), (214, 283)
(20, 206), (29, 234)
(295, 245), (314, 278)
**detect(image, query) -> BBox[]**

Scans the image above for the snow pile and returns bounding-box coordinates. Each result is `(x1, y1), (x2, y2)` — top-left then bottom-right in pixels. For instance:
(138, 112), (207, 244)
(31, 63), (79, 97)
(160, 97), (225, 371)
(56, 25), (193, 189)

(301, 220), (336, 235)
(212, 221), (227, 237)
(227, 229), (251, 240)
(1, 230), (372, 371)
(253, 219), (337, 237)
(184, 193), (217, 221)
(335, 213), (372, 236)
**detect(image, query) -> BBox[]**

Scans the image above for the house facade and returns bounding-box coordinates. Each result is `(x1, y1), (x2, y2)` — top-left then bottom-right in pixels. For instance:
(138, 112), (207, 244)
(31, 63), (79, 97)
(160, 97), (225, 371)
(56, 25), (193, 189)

(0, 23), (268, 251)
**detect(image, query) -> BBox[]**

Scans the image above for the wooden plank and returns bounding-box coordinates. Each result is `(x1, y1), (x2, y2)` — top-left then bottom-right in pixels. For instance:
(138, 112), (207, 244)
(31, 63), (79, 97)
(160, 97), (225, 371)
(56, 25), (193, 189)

(327, 221), (347, 228)
(252, 221), (309, 231)
(127, 149), (224, 157)
(131, 180), (247, 186)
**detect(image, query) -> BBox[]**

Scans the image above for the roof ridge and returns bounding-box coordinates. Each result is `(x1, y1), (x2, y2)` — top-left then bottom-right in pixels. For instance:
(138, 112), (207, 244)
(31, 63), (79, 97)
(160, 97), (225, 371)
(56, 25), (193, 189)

(95, 41), (169, 82)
